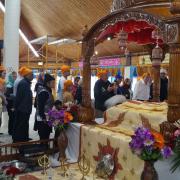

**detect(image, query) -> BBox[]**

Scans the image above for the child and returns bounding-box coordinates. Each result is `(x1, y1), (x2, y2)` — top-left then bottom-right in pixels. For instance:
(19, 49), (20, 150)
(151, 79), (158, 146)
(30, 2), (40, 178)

(53, 100), (63, 111)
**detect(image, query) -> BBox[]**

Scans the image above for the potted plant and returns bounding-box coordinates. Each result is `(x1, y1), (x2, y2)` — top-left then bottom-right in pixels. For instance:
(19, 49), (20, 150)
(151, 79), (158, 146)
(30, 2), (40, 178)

(47, 109), (73, 160)
(129, 127), (172, 180)
(170, 128), (180, 173)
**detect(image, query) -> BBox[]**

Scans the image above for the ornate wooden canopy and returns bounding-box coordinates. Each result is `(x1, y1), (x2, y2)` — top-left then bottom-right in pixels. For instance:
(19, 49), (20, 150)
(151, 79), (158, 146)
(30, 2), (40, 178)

(80, 1), (180, 142)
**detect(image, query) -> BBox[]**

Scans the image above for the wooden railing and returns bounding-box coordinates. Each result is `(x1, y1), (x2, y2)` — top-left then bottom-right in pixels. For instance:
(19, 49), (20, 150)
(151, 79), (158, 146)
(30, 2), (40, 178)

(0, 139), (56, 162)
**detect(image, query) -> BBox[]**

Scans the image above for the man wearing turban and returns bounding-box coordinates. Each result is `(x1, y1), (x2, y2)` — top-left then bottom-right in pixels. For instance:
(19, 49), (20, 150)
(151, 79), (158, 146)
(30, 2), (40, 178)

(13, 66), (26, 96)
(94, 69), (115, 117)
(13, 67), (33, 142)
(57, 65), (70, 101)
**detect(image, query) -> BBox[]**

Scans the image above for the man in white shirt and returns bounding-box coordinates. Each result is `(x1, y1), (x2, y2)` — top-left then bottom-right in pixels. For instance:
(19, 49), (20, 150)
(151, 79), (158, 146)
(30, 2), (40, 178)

(133, 73), (152, 101)
(57, 65), (70, 101)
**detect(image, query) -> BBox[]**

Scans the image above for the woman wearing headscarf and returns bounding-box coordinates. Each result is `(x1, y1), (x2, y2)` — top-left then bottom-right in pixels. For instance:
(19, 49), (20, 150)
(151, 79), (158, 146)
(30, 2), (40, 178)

(5, 72), (17, 135)
(34, 73), (55, 141)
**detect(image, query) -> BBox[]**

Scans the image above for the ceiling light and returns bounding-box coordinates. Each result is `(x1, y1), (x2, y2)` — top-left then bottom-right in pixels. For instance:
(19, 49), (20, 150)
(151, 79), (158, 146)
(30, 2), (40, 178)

(107, 37), (111, 41)
(48, 38), (76, 45)
(95, 51), (98, 55)
(0, 2), (39, 57)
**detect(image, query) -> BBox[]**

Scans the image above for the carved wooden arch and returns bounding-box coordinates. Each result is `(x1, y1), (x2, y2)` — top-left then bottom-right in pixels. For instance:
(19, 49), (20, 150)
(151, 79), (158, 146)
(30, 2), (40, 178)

(83, 9), (166, 42)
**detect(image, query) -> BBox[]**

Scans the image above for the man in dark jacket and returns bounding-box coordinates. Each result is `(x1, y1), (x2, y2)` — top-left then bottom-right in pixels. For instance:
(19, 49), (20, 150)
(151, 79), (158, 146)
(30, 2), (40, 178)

(94, 70), (114, 117)
(34, 73), (55, 141)
(13, 67), (33, 142)
(160, 69), (168, 102)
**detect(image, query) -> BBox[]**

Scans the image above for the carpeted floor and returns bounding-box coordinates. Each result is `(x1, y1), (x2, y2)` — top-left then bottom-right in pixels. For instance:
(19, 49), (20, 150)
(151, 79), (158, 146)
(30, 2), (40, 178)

(0, 108), (54, 145)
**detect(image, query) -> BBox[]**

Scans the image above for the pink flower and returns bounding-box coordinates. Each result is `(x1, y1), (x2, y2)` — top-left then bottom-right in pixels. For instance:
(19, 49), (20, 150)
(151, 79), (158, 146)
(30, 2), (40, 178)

(174, 129), (180, 137)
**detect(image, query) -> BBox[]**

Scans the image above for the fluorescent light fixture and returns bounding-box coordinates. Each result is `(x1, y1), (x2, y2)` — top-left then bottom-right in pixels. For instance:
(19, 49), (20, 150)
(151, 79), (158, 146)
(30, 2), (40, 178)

(0, 1), (39, 57)
(0, 2), (5, 12)
(30, 35), (58, 45)
(19, 29), (39, 57)
(48, 38), (76, 45)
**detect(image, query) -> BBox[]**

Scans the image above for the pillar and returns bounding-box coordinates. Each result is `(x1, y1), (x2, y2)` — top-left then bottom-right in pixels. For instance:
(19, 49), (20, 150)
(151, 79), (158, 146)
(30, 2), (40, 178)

(160, 43), (180, 142)
(78, 39), (95, 123)
(4, 0), (21, 72)
(151, 50), (163, 102)
(167, 44), (180, 122)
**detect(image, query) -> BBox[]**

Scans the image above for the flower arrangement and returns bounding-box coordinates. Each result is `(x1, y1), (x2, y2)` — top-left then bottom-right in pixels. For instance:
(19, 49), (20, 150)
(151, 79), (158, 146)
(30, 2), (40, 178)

(129, 127), (172, 161)
(170, 128), (180, 172)
(47, 109), (73, 130)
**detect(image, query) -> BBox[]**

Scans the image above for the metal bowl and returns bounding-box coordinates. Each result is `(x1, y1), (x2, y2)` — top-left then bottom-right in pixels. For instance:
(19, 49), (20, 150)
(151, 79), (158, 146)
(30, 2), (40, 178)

(11, 162), (27, 172)
(96, 154), (114, 178)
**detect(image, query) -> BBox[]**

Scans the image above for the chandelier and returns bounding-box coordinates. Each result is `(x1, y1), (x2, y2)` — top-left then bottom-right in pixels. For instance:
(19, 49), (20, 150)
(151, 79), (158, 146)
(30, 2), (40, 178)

(118, 29), (128, 52)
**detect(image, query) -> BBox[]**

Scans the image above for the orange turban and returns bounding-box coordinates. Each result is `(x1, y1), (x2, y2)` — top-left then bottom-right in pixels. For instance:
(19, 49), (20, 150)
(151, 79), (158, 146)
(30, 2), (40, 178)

(0, 66), (5, 72)
(61, 65), (70, 74)
(18, 66), (26, 76)
(97, 69), (108, 78)
(142, 72), (151, 79)
(64, 80), (73, 91)
(21, 67), (32, 77)
(0, 78), (5, 85)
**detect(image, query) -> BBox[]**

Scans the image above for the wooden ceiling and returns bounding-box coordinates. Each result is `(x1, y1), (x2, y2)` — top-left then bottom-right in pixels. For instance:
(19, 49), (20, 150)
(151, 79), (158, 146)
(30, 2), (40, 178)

(0, 0), (178, 63)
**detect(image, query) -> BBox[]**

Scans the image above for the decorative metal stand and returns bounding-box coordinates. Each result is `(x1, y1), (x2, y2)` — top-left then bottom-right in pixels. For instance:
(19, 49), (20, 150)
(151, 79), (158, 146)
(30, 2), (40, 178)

(59, 158), (69, 177)
(38, 154), (50, 174)
(78, 153), (90, 180)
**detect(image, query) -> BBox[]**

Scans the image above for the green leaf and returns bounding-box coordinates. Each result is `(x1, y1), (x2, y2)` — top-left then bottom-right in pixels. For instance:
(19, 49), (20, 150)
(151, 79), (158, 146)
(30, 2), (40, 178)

(170, 153), (180, 173)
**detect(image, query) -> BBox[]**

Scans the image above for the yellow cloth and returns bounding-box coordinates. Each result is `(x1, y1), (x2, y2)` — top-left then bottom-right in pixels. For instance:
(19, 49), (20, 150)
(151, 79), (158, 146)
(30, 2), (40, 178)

(80, 125), (144, 180)
(103, 101), (167, 135)
(17, 164), (104, 180)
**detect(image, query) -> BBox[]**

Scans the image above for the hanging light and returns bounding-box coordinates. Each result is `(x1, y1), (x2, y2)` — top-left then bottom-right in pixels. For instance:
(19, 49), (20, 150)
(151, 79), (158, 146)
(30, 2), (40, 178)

(152, 40), (163, 65)
(152, 28), (163, 65)
(118, 29), (128, 52)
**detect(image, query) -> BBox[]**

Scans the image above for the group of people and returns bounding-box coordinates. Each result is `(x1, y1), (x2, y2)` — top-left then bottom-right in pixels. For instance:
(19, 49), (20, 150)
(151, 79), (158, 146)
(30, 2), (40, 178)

(94, 68), (168, 117)
(0, 64), (82, 143)
(0, 64), (168, 142)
